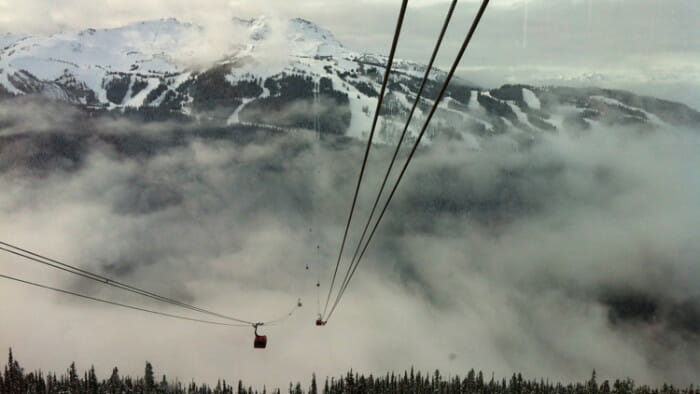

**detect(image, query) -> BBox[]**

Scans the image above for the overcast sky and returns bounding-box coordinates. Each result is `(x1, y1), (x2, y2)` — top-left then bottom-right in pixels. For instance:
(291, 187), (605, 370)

(0, 0), (698, 107)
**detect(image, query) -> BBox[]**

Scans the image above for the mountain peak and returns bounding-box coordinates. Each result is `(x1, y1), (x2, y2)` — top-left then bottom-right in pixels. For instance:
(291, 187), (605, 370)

(287, 17), (345, 55)
(0, 16), (348, 82)
(227, 16), (345, 56)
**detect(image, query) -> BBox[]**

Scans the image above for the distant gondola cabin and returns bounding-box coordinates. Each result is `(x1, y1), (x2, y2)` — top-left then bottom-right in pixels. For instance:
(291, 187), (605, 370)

(254, 335), (267, 349)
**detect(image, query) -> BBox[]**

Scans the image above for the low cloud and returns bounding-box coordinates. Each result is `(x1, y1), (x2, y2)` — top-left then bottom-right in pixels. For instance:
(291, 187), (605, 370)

(0, 98), (699, 388)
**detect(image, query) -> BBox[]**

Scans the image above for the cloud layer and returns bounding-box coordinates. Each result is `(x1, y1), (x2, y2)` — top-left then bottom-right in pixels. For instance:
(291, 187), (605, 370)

(0, 97), (698, 388)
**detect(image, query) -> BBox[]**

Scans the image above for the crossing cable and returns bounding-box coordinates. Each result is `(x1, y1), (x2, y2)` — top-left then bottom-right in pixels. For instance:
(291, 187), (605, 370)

(0, 273), (250, 327)
(0, 241), (255, 325)
(262, 302), (301, 327)
(327, 0), (491, 321)
(322, 0), (409, 318)
(331, 0), (459, 320)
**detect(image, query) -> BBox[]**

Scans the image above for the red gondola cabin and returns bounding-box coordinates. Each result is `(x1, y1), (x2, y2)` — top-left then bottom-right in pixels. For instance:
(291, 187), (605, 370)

(254, 335), (267, 349)
(315, 318), (326, 326)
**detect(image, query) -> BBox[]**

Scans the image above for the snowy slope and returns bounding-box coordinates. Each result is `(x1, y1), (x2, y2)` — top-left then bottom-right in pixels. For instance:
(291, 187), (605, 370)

(1, 17), (698, 142)
(0, 17), (354, 106)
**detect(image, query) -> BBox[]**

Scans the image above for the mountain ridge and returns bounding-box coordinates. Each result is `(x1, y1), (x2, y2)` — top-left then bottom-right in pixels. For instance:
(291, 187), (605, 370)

(1, 17), (698, 143)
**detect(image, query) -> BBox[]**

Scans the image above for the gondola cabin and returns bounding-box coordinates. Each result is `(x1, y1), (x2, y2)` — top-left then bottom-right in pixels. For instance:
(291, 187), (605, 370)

(254, 335), (267, 349)
(315, 318), (326, 326)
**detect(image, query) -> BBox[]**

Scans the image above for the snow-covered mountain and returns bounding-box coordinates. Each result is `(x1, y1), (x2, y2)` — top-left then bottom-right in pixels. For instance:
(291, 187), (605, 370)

(1, 17), (698, 142)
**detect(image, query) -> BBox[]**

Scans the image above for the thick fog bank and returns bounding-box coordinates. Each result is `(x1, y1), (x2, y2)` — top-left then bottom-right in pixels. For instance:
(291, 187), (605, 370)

(0, 101), (698, 387)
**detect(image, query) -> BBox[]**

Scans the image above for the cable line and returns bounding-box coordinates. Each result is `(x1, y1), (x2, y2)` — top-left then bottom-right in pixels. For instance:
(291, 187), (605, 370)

(327, 0), (491, 320)
(262, 302), (300, 327)
(0, 273), (249, 327)
(333, 0), (459, 319)
(322, 0), (409, 318)
(0, 241), (255, 324)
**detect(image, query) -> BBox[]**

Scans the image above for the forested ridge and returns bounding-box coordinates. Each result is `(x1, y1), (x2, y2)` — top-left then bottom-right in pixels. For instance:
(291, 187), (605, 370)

(2, 349), (698, 394)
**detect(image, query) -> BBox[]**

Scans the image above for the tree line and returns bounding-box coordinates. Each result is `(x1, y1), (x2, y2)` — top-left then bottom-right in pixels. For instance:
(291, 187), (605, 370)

(2, 349), (698, 394)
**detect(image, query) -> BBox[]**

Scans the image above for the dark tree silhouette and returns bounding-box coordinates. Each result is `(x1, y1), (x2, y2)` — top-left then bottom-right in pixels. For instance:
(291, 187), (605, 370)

(2, 348), (699, 394)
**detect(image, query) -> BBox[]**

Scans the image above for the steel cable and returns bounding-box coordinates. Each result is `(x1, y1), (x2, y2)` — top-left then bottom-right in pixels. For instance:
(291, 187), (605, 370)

(322, 0), (409, 317)
(331, 0), (459, 320)
(327, 0), (491, 320)
(0, 241), (255, 324)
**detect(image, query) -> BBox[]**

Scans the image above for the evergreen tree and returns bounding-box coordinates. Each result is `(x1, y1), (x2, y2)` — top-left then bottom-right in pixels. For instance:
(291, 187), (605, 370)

(344, 370), (354, 394)
(46, 372), (57, 394)
(87, 365), (98, 394)
(108, 366), (121, 394)
(160, 374), (169, 394)
(466, 368), (476, 392)
(68, 362), (80, 394)
(588, 370), (599, 394)
(5, 349), (24, 394)
(309, 373), (317, 394)
(145, 361), (156, 393)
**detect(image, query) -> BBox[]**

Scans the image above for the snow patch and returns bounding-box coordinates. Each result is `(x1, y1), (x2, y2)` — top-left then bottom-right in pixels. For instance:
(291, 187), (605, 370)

(124, 78), (160, 107)
(468, 91), (480, 111)
(522, 88), (540, 110)
(590, 95), (664, 125)
(227, 97), (255, 125)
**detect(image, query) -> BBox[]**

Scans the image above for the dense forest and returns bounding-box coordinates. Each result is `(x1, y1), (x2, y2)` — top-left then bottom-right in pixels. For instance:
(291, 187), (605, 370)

(2, 349), (698, 394)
